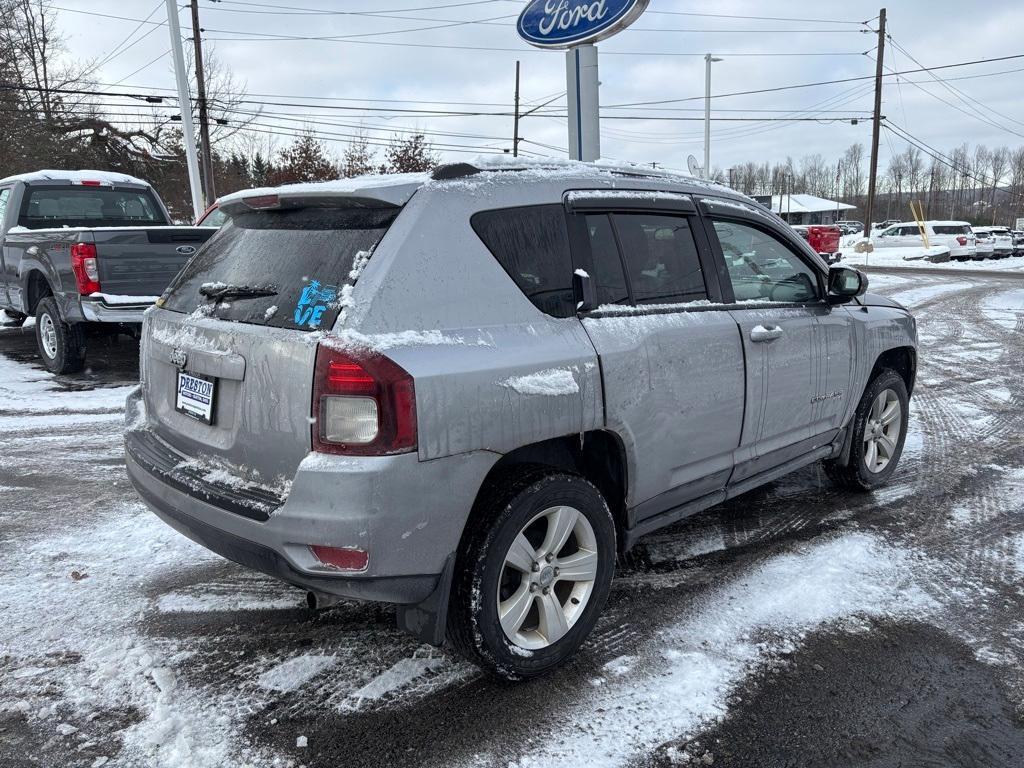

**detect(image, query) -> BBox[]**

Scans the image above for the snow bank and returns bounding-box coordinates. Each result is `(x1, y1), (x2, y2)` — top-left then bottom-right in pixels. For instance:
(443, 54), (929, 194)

(501, 367), (579, 396)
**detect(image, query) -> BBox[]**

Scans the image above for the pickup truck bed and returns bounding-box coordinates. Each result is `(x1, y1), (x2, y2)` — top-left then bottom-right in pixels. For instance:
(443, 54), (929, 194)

(0, 170), (216, 373)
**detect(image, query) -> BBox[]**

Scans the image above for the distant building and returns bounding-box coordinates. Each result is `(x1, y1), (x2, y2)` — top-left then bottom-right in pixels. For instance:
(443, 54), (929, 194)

(752, 194), (855, 225)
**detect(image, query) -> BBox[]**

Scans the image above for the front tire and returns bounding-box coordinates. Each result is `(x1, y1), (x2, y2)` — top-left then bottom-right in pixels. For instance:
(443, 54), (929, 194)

(447, 468), (616, 679)
(825, 369), (909, 491)
(35, 297), (86, 374)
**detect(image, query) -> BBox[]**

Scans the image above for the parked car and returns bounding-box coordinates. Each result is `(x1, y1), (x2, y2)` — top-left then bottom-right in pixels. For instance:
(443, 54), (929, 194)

(196, 201), (227, 227)
(874, 221), (975, 261)
(125, 162), (917, 679)
(972, 229), (995, 260)
(0, 170), (217, 372)
(872, 219), (900, 232)
(836, 220), (864, 235)
(1011, 230), (1024, 256)
(980, 226), (1015, 258)
(791, 224), (843, 263)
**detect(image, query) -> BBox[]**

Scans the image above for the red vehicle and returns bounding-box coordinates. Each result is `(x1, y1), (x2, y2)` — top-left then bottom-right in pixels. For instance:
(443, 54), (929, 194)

(791, 224), (843, 264)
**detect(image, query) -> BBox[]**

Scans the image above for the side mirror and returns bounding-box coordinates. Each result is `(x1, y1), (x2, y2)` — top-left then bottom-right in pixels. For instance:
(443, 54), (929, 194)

(573, 268), (598, 312)
(827, 266), (867, 304)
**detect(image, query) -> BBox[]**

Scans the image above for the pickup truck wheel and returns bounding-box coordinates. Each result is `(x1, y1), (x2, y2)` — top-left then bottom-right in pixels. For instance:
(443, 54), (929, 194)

(447, 468), (616, 679)
(825, 369), (909, 491)
(35, 297), (86, 374)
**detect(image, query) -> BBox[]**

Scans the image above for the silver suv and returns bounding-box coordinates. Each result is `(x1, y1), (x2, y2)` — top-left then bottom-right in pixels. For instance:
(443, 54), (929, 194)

(125, 161), (917, 678)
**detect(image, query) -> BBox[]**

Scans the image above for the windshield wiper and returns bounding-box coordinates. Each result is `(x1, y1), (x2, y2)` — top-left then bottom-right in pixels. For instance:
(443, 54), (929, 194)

(199, 283), (278, 301)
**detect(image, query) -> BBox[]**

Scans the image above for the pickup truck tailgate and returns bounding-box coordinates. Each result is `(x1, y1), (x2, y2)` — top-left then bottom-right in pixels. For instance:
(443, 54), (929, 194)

(93, 227), (216, 296)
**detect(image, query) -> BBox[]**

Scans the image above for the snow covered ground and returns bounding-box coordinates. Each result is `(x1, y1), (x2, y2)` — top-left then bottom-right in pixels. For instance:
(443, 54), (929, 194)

(2, 275), (1024, 767)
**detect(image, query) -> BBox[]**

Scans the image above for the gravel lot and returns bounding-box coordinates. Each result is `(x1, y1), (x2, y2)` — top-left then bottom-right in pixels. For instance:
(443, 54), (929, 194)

(1, 270), (1023, 768)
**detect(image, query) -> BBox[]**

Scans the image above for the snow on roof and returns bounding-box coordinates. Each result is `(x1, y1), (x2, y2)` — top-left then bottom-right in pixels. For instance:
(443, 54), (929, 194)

(0, 169), (150, 186)
(768, 194), (855, 214)
(218, 158), (745, 209)
(217, 172), (432, 208)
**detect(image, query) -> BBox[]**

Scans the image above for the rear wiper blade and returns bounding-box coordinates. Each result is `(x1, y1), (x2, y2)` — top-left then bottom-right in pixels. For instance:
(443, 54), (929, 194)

(199, 283), (278, 301)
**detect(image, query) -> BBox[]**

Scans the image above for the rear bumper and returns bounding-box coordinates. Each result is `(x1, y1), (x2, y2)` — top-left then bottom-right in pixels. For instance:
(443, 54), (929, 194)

(124, 391), (499, 605)
(80, 297), (152, 323)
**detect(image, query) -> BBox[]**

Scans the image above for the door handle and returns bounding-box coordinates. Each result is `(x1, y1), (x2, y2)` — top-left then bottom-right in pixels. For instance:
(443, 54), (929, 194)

(750, 324), (784, 342)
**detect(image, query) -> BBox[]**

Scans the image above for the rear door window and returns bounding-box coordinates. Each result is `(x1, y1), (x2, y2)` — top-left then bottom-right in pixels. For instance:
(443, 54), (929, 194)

(471, 204), (575, 318)
(933, 224), (970, 235)
(161, 206), (398, 330)
(583, 214), (629, 306)
(612, 213), (708, 305)
(19, 185), (168, 229)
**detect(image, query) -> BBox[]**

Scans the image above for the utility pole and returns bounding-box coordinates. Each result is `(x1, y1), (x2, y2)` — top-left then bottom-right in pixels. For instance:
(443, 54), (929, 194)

(512, 60), (521, 158)
(864, 8), (886, 234)
(190, 0), (215, 204)
(165, 0), (203, 221)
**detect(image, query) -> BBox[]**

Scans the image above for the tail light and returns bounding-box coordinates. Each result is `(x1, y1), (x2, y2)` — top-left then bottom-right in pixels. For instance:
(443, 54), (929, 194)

(311, 345), (416, 456)
(70, 243), (101, 294)
(956, 236), (967, 246)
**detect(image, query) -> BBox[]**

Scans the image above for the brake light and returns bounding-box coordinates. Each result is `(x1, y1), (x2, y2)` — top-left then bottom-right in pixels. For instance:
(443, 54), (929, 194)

(79, 180), (103, 187)
(956, 236), (967, 246)
(70, 243), (101, 294)
(311, 345), (416, 455)
(243, 194), (280, 210)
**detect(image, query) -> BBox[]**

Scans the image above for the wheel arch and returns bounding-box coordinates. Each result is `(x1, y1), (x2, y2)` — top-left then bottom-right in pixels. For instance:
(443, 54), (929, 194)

(871, 346), (917, 396)
(24, 269), (53, 315)
(466, 430), (629, 551)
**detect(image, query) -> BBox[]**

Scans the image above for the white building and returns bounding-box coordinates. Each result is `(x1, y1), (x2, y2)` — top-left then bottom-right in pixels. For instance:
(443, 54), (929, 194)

(755, 194), (856, 225)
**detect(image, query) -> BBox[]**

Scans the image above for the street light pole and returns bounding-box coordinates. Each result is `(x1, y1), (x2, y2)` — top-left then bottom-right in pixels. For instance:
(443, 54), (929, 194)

(704, 53), (723, 179)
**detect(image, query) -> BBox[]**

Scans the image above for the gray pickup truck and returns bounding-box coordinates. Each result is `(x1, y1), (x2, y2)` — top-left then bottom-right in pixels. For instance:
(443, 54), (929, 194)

(0, 170), (216, 373)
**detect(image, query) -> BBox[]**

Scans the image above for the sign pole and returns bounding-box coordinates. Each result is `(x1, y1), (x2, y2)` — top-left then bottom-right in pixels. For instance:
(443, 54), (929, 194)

(566, 44), (600, 161)
(165, 0), (203, 221)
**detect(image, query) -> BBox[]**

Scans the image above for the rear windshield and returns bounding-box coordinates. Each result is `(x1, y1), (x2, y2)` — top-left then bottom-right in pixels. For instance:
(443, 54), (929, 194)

(19, 185), (168, 229)
(933, 225), (971, 235)
(161, 206), (398, 331)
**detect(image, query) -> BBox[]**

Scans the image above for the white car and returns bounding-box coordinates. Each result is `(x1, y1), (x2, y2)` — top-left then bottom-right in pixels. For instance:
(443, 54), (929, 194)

(976, 226), (1015, 258)
(971, 229), (995, 260)
(874, 221), (976, 261)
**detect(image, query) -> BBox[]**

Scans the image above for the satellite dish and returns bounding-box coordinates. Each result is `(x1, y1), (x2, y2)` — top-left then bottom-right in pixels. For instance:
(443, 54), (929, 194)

(687, 154), (704, 178)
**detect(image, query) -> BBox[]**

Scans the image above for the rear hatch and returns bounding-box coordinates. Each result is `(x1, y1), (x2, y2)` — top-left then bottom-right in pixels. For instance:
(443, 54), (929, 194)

(91, 228), (215, 296)
(142, 200), (401, 491)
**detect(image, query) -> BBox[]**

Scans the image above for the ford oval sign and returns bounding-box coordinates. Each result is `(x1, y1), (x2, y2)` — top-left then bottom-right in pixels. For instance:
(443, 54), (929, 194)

(517, 0), (649, 49)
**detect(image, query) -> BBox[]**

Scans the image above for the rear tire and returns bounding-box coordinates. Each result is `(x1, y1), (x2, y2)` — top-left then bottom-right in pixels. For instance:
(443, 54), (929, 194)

(447, 467), (616, 679)
(35, 297), (86, 374)
(825, 369), (909, 491)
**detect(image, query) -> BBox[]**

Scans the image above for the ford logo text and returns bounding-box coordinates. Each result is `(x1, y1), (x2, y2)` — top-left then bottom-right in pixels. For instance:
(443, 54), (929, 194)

(516, 0), (649, 49)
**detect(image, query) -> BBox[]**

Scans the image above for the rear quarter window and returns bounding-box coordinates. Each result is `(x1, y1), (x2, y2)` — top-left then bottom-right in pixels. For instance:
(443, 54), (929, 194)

(933, 225), (970, 235)
(161, 206), (398, 331)
(471, 204), (575, 318)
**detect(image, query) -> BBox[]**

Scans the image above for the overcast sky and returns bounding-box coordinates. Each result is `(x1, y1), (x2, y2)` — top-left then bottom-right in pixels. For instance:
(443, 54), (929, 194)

(51, 0), (1024, 175)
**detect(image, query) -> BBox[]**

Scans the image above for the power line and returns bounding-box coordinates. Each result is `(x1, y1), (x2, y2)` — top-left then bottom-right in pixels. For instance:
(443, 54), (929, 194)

(605, 52), (1024, 108)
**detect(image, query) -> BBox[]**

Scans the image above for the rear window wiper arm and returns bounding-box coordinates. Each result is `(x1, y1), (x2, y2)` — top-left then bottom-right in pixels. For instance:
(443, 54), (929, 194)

(199, 283), (278, 301)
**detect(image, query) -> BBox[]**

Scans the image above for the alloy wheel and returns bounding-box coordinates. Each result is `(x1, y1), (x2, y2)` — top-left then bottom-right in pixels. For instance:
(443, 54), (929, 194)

(496, 505), (598, 650)
(863, 388), (902, 473)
